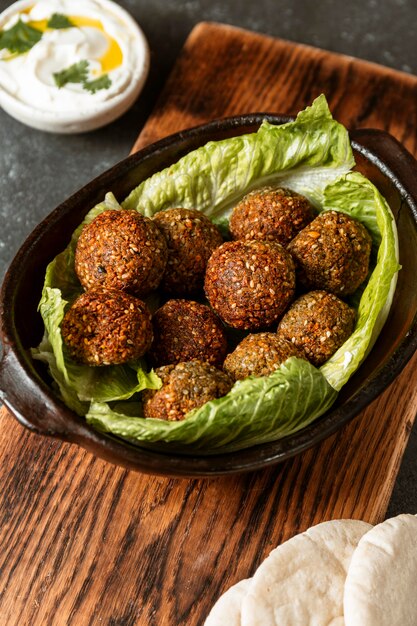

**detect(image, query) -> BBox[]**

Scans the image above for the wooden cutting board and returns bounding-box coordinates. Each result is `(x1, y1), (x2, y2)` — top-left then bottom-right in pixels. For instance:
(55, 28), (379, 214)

(1, 22), (417, 626)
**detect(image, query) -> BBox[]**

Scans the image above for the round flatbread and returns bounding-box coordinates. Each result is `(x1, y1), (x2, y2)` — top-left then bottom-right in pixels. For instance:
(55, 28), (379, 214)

(344, 513), (417, 626)
(240, 519), (372, 626)
(204, 578), (251, 626)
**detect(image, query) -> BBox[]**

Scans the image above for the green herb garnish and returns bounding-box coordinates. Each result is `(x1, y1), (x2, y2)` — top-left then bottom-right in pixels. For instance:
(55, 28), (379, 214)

(47, 13), (75, 29)
(53, 60), (112, 93)
(83, 74), (112, 94)
(0, 19), (42, 54)
(53, 60), (89, 88)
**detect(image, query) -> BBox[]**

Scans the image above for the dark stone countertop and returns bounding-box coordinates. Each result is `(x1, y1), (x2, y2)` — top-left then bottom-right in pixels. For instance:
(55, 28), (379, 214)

(1, 0), (416, 516)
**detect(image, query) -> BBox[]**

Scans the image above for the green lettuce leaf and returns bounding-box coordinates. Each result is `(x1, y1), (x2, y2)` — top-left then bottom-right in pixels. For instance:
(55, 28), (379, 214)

(122, 94), (355, 219)
(320, 172), (399, 390)
(34, 95), (400, 453)
(86, 357), (338, 453)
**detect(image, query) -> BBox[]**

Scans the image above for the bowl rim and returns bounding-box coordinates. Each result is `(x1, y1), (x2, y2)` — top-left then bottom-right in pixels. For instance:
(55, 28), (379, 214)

(1, 114), (417, 476)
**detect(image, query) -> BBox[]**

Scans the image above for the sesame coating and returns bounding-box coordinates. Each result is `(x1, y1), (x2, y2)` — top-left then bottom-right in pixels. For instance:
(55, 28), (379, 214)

(230, 186), (316, 246)
(149, 299), (228, 367)
(223, 332), (305, 380)
(75, 209), (168, 297)
(153, 208), (223, 295)
(277, 290), (356, 366)
(142, 360), (233, 421)
(61, 288), (153, 366)
(288, 210), (372, 295)
(204, 240), (296, 330)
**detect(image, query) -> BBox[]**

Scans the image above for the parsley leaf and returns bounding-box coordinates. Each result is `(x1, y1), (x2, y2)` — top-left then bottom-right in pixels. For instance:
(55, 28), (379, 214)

(0, 19), (42, 54)
(83, 74), (112, 94)
(53, 60), (89, 88)
(53, 60), (112, 93)
(47, 13), (75, 29)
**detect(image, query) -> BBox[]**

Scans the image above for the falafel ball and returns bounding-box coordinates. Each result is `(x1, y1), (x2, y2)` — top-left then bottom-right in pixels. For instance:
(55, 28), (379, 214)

(230, 186), (316, 246)
(277, 290), (356, 366)
(75, 209), (168, 297)
(204, 240), (296, 330)
(152, 208), (223, 295)
(223, 332), (305, 380)
(61, 288), (153, 366)
(149, 299), (228, 367)
(142, 360), (233, 421)
(288, 210), (372, 295)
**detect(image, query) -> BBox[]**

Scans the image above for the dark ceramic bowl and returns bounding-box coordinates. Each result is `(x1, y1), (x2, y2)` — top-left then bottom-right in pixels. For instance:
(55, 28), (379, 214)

(1, 115), (417, 477)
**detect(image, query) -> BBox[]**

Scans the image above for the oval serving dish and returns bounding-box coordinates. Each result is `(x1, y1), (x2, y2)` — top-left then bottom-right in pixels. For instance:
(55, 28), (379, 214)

(1, 115), (417, 477)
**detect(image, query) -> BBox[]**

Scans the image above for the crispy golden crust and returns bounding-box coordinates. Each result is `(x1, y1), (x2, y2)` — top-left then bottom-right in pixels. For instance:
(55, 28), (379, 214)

(288, 210), (372, 295)
(61, 288), (153, 366)
(75, 210), (167, 297)
(223, 332), (305, 380)
(277, 290), (356, 366)
(149, 299), (228, 367)
(230, 186), (316, 245)
(142, 360), (233, 421)
(204, 240), (296, 330)
(153, 208), (223, 295)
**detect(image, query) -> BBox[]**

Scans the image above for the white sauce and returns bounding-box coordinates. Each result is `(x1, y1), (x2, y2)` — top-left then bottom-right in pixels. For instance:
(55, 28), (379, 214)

(0, 0), (147, 121)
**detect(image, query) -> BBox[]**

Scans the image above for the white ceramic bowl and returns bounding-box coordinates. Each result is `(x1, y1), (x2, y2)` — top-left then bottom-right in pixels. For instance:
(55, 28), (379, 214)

(0, 0), (150, 133)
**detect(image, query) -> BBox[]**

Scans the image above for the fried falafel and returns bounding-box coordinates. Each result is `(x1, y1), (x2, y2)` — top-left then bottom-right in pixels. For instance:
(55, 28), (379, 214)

(153, 208), (223, 295)
(288, 210), (372, 295)
(223, 332), (305, 380)
(75, 209), (168, 297)
(142, 360), (233, 421)
(204, 240), (296, 330)
(277, 290), (356, 366)
(61, 287), (153, 366)
(230, 186), (316, 245)
(149, 299), (228, 367)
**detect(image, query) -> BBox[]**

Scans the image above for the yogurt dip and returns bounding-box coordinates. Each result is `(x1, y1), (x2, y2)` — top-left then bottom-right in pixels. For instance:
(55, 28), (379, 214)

(0, 0), (149, 132)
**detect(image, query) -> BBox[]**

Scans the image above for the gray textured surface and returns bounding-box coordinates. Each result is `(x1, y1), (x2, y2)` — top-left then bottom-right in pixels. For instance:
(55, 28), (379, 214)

(0, 0), (416, 515)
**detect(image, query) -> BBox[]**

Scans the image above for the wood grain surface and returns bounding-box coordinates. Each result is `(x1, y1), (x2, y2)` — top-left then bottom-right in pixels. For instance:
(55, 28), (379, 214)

(1, 22), (417, 626)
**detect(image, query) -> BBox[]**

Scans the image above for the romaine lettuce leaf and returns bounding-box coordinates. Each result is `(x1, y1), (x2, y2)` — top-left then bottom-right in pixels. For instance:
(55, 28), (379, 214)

(122, 94), (355, 220)
(34, 95), (400, 453)
(86, 357), (338, 453)
(320, 172), (399, 390)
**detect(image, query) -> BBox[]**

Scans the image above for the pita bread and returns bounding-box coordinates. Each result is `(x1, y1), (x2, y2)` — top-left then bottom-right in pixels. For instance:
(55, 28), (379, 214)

(344, 513), (417, 626)
(240, 519), (372, 626)
(204, 578), (251, 626)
